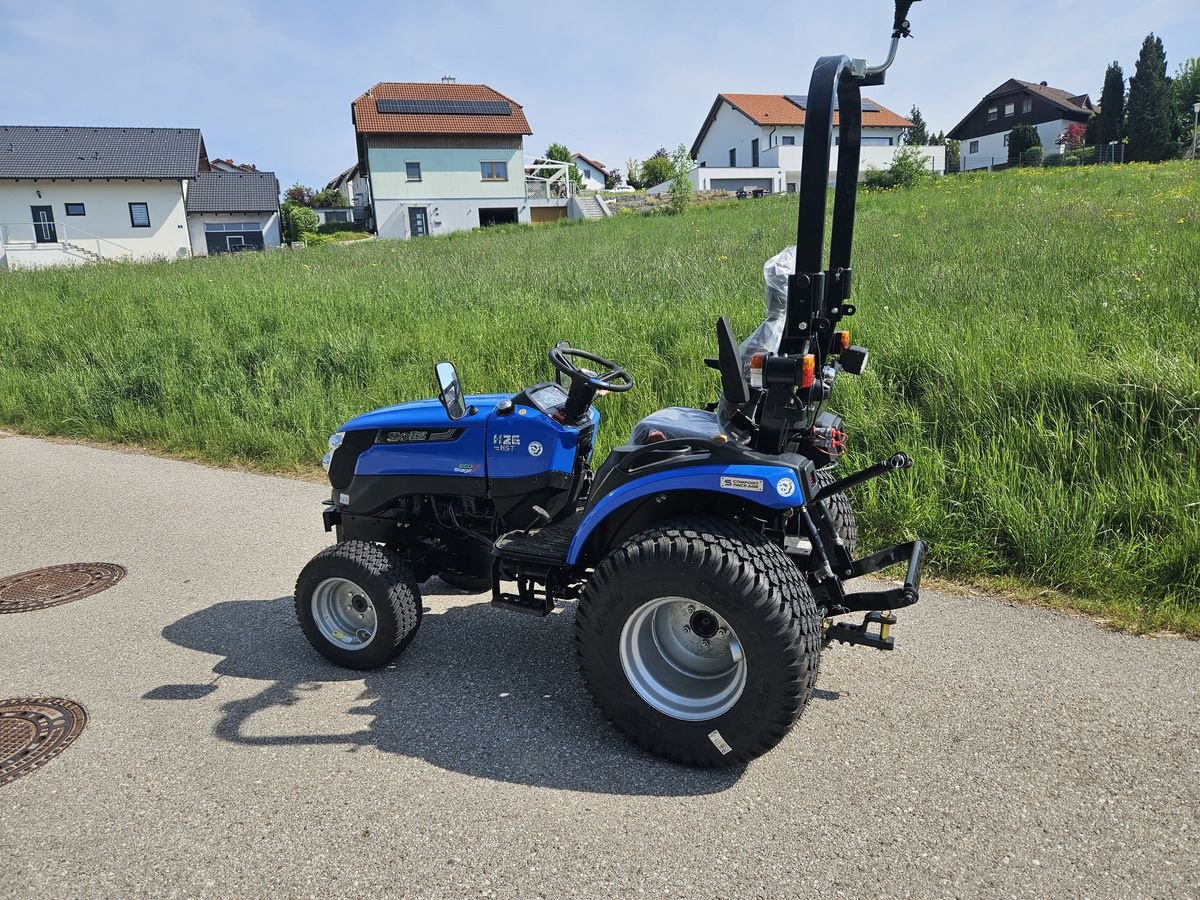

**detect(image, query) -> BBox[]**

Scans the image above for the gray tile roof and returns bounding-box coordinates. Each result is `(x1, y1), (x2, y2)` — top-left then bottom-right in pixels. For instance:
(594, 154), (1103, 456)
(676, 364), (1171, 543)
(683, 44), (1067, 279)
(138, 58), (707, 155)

(0, 125), (203, 179)
(185, 171), (280, 214)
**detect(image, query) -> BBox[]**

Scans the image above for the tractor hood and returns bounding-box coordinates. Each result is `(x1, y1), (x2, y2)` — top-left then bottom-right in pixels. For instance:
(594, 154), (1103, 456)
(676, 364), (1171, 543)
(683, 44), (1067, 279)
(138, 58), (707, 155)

(340, 395), (511, 433)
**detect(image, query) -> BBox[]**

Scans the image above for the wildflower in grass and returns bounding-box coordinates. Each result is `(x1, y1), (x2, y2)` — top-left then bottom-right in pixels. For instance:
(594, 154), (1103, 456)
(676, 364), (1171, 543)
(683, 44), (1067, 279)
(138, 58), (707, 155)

(1134, 274), (1143, 282)
(718, 255), (728, 262)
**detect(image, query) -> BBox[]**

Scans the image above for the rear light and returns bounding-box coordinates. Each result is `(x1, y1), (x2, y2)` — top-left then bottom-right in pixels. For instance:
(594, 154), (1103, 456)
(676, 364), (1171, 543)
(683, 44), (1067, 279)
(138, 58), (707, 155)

(799, 354), (816, 389)
(834, 330), (851, 354)
(749, 353), (766, 389)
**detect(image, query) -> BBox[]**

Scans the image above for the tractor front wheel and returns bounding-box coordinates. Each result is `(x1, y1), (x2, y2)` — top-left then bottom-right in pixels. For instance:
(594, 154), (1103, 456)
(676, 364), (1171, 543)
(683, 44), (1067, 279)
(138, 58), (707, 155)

(575, 519), (821, 766)
(295, 541), (422, 670)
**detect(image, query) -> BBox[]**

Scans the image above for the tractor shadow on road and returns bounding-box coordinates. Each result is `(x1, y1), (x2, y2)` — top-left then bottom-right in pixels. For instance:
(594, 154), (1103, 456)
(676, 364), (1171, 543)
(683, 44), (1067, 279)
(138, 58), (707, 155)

(154, 595), (747, 796)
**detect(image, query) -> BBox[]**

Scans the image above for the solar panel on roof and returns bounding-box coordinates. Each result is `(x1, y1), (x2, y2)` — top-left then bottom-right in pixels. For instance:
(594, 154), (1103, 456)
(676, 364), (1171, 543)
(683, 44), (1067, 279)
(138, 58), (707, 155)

(375, 99), (511, 116)
(785, 95), (881, 112)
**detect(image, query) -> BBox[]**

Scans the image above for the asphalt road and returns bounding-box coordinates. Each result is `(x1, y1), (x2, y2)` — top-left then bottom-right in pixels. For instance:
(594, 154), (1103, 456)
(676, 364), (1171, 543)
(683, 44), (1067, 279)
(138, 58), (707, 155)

(1, 433), (1197, 899)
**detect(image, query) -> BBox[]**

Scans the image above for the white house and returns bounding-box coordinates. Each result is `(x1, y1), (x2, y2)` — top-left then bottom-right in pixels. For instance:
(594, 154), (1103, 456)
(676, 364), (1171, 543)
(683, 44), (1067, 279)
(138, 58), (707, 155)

(185, 170), (281, 256)
(0, 125), (280, 269)
(670, 93), (942, 194)
(571, 153), (609, 191)
(354, 81), (539, 238)
(949, 79), (1095, 171)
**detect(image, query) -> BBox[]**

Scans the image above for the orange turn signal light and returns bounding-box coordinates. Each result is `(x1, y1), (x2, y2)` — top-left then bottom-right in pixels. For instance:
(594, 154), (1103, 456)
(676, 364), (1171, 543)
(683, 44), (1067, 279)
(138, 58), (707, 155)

(749, 353), (767, 389)
(834, 330), (851, 354)
(800, 354), (816, 389)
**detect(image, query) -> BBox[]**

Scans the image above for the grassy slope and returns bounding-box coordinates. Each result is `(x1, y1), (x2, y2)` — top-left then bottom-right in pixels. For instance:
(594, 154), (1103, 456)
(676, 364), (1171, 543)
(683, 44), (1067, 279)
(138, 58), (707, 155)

(2, 163), (1197, 632)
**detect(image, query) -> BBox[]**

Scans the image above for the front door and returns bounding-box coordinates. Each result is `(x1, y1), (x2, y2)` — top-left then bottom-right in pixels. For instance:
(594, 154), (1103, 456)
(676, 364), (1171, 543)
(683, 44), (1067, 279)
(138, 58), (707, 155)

(408, 207), (428, 237)
(31, 205), (56, 243)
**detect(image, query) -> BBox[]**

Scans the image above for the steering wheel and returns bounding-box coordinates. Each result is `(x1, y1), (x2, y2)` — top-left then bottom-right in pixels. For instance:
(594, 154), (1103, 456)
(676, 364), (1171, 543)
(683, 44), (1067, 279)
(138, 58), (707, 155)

(548, 346), (635, 393)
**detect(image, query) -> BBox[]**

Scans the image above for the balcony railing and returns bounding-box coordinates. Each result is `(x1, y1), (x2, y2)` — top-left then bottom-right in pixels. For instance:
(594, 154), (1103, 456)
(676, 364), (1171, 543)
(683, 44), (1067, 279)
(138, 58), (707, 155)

(524, 158), (573, 201)
(0, 221), (136, 259)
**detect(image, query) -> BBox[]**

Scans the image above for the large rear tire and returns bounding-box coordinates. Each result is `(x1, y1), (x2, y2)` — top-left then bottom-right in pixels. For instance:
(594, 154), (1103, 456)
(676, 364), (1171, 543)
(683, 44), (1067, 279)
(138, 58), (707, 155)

(295, 541), (422, 670)
(575, 519), (822, 766)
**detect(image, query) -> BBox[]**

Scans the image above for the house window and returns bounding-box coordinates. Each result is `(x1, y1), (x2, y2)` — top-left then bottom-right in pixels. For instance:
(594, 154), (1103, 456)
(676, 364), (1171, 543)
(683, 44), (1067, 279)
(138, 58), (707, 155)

(204, 222), (259, 232)
(786, 182), (797, 193)
(862, 137), (894, 146)
(129, 202), (150, 227)
(64, 203), (86, 216)
(480, 161), (508, 181)
(1022, 98), (1032, 113)
(969, 140), (979, 154)
(729, 148), (736, 166)
(1005, 102), (1015, 117)
(781, 135), (795, 145)
(987, 107), (998, 122)
(405, 162), (421, 181)
(1003, 133), (1010, 147)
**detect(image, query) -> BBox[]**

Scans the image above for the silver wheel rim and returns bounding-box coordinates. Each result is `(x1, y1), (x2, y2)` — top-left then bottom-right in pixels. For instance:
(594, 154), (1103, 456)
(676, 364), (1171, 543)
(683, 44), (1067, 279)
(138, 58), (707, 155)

(312, 577), (378, 650)
(618, 597), (747, 721)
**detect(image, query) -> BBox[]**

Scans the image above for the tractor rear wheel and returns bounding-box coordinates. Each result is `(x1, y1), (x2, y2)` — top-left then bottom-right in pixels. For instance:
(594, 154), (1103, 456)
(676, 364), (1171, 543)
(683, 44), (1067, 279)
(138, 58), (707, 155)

(295, 541), (422, 670)
(575, 519), (821, 766)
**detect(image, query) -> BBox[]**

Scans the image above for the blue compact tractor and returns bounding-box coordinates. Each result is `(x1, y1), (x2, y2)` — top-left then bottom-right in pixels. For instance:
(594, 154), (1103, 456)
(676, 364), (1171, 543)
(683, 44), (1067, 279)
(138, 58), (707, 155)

(296, 2), (928, 766)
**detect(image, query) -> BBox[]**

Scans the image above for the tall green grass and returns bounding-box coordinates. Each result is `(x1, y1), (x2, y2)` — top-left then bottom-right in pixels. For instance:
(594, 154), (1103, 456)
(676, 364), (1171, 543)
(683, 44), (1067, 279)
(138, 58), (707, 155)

(2, 163), (1197, 632)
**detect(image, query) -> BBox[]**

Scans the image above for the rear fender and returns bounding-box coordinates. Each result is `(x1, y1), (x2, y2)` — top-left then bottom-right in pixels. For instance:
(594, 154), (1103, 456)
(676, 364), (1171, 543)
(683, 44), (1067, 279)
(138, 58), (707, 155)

(567, 464), (803, 566)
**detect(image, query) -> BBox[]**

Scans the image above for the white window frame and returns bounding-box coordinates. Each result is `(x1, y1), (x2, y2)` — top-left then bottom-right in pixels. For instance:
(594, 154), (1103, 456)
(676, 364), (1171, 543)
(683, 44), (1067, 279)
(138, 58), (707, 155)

(405, 161), (421, 181)
(987, 107), (998, 122)
(1004, 102), (1015, 117)
(1003, 133), (1010, 147)
(1022, 98), (1032, 113)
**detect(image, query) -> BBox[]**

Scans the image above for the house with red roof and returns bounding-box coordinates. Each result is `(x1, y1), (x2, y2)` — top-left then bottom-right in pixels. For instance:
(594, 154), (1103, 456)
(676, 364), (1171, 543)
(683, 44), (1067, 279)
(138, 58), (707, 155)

(948, 79), (1095, 171)
(353, 80), (584, 239)
(570, 153), (609, 191)
(676, 93), (939, 194)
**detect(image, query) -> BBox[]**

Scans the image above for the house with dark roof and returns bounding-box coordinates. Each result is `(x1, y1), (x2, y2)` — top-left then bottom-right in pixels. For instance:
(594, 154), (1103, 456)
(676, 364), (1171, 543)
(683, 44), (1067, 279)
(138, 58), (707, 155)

(185, 170), (282, 255)
(948, 79), (1095, 171)
(679, 93), (940, 194)
(353, 80), (586, 238)
(571, 153), (609, 191)
(0, 124), (280, 268)
(325, 163), (371, 225)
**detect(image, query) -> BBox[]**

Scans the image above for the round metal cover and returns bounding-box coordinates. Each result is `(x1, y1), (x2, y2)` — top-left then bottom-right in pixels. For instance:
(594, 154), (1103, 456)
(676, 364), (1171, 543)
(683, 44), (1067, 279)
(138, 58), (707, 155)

(0, 563), (126, 614)
(0, 698), (87, 787)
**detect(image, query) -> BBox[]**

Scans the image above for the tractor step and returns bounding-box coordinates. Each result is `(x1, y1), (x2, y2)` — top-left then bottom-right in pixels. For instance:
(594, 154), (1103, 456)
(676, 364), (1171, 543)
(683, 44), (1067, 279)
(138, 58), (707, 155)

(492, 510), (583, 567)
(491, 591), (554, 616)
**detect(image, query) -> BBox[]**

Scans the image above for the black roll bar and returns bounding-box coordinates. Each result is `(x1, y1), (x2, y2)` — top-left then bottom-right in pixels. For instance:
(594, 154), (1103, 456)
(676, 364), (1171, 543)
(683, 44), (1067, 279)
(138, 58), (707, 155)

(782, 55), (863, 359)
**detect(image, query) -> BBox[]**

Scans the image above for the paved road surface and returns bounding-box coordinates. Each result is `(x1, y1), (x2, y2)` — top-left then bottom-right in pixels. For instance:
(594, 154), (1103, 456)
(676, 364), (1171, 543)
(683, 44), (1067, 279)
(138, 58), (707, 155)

(1, 434), (1197, 899)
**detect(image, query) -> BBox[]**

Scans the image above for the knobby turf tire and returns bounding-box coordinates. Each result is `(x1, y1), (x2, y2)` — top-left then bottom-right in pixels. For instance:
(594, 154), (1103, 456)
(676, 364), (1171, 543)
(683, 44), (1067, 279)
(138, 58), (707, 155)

(815, 468), (858, 556)
(295, 541), (422, 670)
(575, 519), (822, 767)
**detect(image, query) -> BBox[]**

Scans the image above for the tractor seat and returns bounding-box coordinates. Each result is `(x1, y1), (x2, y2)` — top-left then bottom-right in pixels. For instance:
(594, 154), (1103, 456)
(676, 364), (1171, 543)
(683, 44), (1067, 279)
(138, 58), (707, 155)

(630, 407), (721, 445)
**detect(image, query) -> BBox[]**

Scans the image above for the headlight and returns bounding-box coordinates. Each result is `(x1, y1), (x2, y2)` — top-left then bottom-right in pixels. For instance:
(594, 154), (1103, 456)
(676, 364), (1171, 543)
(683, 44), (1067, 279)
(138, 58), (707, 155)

(322, 431), (345, 472)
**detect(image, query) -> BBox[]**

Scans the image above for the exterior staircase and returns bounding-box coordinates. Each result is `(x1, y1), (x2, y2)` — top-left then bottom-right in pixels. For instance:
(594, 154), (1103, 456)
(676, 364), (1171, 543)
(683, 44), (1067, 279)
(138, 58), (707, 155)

(61, 241), (104, 262)
(576, 196), (609, 219)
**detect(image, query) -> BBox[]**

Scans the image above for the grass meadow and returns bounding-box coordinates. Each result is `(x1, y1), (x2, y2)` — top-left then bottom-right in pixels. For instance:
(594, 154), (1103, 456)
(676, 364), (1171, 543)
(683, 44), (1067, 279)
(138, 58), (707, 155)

(2, 162), (1197, 632)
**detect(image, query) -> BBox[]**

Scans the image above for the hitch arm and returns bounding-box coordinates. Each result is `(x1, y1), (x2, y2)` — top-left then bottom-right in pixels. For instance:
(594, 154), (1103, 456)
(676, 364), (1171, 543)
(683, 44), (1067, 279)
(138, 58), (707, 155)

(812, 452), (911, 504)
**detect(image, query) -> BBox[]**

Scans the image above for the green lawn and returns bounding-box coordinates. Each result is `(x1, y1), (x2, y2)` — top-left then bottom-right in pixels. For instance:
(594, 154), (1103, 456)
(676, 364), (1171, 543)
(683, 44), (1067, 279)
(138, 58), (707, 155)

(2, 163), (1197, 633)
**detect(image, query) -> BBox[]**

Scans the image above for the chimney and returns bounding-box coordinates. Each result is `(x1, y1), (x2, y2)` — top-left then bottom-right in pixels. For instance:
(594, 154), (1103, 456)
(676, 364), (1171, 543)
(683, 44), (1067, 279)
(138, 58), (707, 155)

(441, 75), (456, 84)
(1040, 81), (1048, 86)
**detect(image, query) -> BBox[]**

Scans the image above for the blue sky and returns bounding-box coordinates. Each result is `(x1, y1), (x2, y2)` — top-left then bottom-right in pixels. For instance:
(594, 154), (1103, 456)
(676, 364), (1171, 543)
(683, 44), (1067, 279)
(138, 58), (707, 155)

(1, 0), (1195, 190)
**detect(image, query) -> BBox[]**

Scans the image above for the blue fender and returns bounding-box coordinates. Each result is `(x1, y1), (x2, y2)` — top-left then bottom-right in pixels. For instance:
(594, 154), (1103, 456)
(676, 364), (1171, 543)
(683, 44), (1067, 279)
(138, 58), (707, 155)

(566, 464), (805, 565)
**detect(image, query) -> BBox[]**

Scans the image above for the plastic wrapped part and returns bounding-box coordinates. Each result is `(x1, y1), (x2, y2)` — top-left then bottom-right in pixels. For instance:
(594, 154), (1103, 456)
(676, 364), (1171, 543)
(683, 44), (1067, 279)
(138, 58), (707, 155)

(741, 244), (794, 375)
(630, 407), (721, 445)
(714, 244), (795, 435)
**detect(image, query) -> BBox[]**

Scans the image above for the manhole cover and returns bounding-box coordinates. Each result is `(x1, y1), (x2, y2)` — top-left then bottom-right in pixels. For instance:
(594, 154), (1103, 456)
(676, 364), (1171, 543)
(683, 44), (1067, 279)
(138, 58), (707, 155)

(0, 563), (126, 613)
(0, 698), (87, 787)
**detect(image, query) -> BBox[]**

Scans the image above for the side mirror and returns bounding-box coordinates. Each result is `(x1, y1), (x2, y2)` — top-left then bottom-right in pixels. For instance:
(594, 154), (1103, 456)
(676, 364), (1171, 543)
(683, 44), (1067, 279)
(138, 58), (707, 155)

(435, 361), (468, 420)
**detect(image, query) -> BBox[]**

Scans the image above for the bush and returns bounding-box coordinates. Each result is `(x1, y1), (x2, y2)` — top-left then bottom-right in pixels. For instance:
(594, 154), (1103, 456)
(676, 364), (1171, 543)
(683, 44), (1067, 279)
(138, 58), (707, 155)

(1043, 153), (1064, 168)
(1008, 123), (1042, 167)
(282, 202), (319, 242)
(862, 145), (933, 191)
(299, 231), (333, 245)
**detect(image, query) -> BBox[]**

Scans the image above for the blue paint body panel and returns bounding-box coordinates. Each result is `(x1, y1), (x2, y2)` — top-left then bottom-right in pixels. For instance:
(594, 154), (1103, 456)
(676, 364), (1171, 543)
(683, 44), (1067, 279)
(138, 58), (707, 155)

(341, 394), (599, 484)
(566, 464), (805, 564)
